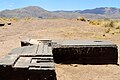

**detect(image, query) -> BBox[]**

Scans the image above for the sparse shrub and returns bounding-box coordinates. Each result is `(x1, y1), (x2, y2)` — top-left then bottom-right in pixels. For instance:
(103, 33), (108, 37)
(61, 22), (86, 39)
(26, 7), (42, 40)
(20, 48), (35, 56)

(115, 26), (120, 29)
(89, 20), (100, 25)
(89, 19), (120, 34)
(2, 17), (7, 20)
(105, 28), (110, 33)
(89, 19), (115, 27)
(0, 17), (18, 21)
(24, 17), (32, 20)
(102, 21), (114, 27)
(77, 17), (86, 21)
(114, 22), (120, 29)
(112, 33), (115, 35)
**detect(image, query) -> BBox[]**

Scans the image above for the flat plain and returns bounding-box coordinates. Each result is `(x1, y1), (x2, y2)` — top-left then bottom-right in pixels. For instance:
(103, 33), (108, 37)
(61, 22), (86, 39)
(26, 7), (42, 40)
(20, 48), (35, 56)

(0, 18), (120, 80)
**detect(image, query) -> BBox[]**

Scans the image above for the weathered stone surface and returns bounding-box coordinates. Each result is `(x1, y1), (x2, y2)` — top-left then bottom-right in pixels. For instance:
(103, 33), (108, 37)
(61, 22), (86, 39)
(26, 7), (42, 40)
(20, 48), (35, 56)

(0, 39), (118, 80)
(53, 40), (118, 64)
(0, 39), (56, 80)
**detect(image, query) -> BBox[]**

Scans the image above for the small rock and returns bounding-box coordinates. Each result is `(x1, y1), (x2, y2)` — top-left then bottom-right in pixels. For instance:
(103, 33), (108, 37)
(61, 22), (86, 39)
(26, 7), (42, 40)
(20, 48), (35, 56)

(73, 64), (78, 67)
(103, 34), (106, 37)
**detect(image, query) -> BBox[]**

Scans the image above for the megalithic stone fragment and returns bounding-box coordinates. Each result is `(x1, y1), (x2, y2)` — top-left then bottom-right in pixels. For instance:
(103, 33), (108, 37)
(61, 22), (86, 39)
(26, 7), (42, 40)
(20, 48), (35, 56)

(0, 39), (118, 80)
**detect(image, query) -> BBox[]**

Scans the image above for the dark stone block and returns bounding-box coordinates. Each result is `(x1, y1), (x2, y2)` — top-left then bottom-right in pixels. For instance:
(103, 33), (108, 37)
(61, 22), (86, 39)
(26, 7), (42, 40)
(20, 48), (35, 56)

(52, 40), (118, 64)
(0, 40), (118, 80)
(7, 23), (11, 25)
(0, 24), (5, 26)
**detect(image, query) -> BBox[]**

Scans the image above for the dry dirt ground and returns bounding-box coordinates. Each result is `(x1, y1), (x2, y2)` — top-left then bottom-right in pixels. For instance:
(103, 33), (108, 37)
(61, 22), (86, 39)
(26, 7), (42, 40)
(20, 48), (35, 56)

(0, 18), (120, 80)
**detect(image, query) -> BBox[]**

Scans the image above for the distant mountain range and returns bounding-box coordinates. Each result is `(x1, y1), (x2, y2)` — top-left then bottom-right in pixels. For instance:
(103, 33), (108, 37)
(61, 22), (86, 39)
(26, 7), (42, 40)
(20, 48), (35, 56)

(0, 6), (120, 19)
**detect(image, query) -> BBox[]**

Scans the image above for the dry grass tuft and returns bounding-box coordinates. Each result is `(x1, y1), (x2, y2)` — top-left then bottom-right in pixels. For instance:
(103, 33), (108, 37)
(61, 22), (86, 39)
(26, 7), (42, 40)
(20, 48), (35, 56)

(89, 19), (120, 34)
(0, 17), (18, 21)
(77, 17), (86, 21)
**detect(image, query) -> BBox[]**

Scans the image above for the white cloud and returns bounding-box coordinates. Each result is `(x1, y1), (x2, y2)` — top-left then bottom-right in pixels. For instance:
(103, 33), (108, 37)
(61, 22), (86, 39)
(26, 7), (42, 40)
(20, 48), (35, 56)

(8, 3), (15, 7)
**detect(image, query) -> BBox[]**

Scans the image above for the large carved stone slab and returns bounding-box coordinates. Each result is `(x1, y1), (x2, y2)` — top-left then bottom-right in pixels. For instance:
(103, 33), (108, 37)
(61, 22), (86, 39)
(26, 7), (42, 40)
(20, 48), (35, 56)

(53, 40), (118, 64)
(0, 39), (118, 80)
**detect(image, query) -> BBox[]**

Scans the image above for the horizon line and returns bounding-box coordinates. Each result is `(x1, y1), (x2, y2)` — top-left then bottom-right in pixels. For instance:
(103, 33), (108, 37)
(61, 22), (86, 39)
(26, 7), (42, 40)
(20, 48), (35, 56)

(0, 6), (120, 12)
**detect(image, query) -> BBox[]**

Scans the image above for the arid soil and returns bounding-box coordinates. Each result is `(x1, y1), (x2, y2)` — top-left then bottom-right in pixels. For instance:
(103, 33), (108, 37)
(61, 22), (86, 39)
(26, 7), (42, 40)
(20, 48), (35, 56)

(0, 18), (120, 80)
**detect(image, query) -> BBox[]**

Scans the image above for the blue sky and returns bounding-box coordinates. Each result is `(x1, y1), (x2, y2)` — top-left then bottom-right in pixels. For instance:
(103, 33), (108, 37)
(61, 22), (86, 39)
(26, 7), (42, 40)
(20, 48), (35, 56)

(0, 0), (119, 11)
